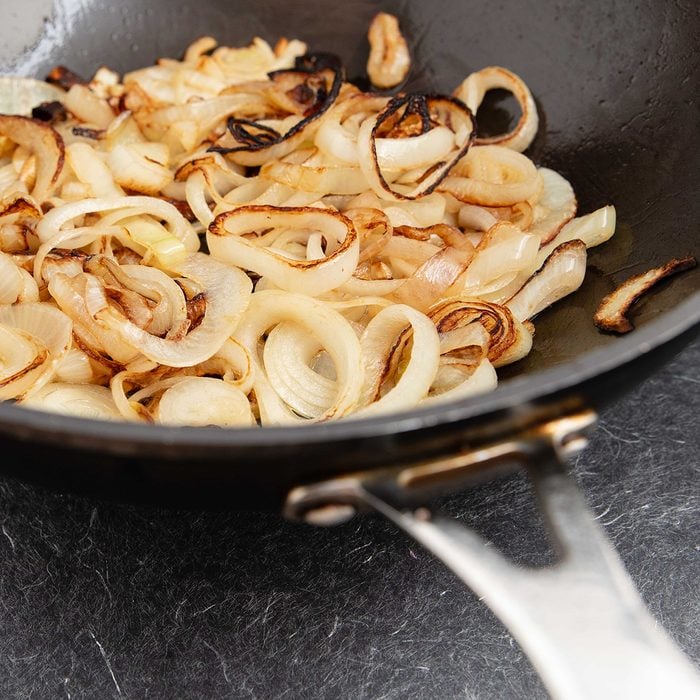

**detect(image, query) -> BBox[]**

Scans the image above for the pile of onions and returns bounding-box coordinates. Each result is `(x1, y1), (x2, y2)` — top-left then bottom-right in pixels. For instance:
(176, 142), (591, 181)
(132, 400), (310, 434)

(0, 20), (617, 426)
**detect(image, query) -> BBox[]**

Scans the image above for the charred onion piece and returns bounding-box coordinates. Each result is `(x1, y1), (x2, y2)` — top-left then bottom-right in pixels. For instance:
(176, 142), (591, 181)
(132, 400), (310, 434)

(31, 101), (68, 124)
(358, 93), (475, 201)
(46, 65), (87, 90)
(366, 12), (411, 90)
(593, 256), (697, 334)
(0, 115), (65, 204)
(208, 52), (343, 166)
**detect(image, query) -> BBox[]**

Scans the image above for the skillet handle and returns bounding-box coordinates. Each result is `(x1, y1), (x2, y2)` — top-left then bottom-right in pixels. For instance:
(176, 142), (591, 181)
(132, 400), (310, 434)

(358, 457), (700, 700)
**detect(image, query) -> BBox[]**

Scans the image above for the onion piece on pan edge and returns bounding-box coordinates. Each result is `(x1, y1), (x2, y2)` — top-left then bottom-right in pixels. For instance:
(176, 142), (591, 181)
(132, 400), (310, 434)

(594, 256), (696, 333)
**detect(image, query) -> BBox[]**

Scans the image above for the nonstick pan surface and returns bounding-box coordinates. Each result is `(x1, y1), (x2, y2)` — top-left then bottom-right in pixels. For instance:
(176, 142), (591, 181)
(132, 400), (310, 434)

(0, 0), (698, 505)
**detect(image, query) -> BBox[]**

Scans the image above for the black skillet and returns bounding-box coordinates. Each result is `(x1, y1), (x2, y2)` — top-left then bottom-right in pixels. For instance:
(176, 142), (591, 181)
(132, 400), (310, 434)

(1, 0), (699, 696)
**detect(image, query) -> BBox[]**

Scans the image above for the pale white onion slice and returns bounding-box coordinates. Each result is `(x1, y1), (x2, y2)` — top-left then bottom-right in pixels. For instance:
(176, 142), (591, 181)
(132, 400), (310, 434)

(107, 143), (173, 194)
(208, 205), (359, 295)
(157, 377), (253, 426)
(0, 77), (65, 116)
(526, 168), (577, 245)
(66, 142), (123, 198)
(391, 245), (475, 312)
(536, 205), (616, 267)
(0, 302), (72, 362)
(262, 322), (335, 419)
(0, 325), (50, 400)
(507, 240), (587, 321)
(356, 304), (440, 416)
(35, 195), (200, 252)
(440, 145), (541, 206)
(63, 84), (115, 129)
(0, 251), (24, 303)
(462, 222), (540, 296)
(454, 66), (538, 152)
(421, 358), (497, 406)
(233, 290), (363, 424)
(20, 383), (122, 420)
(261, 154), (368, 195)
(54, 347), (100, 384)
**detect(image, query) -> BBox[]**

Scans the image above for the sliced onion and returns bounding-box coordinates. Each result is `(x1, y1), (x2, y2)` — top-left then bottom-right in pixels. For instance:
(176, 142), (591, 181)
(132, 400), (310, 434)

(19, 383), (122, 419)
(366, 12), (411, 89)
(63, 84), (115, 129)
(357, 94), (475, 201)
(66, 141), (123, 197)
(261, 149), (368, 195)
(233, 290), (363, 423)
(262, 322), (335, 419)
(440, 145), (541, 206)
(0, 325), (50, 400)
(0, 302), (72, 360)
(98, 253), (252, 367)
(422, 357), (497, 406)
(462, 222), (540, 296)
(526, 168), (577, 245)
(314, 94), (389, 165)
(208, 205), (359, 295)
(507, 240), (587, 321)
(344, 207), (393, 262)
(35, 195), (200, 252)
(107, 143), (173, 194)
(536, 205), (616, 267)
(356, 304), (440, 415)
(454, 66), (538, 152)
(593, 256), (696, 334)
(0, 77), (65, 117)
(157, 377), (253, 426)
(54, 347), (102, 384)
(0, 115), (65, 203)
(0, 251), (24, 303)
(391, 245), (475, 312)
(209, 53), (344, 167)
(429, 297), (532, 368)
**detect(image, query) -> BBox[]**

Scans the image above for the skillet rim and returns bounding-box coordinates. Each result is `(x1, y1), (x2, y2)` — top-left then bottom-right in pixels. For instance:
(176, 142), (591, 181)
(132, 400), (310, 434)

(0, 291), (697, 452)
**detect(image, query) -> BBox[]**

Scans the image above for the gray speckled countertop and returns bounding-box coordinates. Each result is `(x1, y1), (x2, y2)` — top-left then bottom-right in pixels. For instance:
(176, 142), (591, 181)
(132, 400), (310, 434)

(0, 338), (698, 699)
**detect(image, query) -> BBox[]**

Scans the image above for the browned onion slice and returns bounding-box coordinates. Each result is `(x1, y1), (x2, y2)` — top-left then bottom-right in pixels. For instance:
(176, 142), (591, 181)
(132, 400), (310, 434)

(0, 115), (65, 204)
(208, 52), (343, 167)
(454, 66), (539, 153)
(429, 297), (531, 367)
(593, 256), (697, 333)
(357, 93), (475, 201)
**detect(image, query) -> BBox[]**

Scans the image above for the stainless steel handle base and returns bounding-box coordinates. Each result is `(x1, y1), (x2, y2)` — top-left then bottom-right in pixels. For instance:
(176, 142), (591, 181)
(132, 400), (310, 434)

(362, 459), (700, 700)
(285, 411), (700, 699)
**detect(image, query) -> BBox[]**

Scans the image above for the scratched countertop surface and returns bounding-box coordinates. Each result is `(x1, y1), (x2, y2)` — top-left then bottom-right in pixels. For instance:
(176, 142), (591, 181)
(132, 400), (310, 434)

(0, 338), (697, 699)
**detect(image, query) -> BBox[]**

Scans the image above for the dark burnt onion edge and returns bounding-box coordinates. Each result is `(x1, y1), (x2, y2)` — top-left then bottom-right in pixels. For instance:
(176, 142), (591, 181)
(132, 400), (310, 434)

(208, 52), (344, 155)
(368, 92), (476, 201)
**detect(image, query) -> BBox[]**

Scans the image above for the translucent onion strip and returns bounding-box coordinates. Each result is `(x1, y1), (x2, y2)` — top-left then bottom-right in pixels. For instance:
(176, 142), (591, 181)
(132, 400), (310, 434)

(19, 383), (122, 419)
(232, 290), (363, 424)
